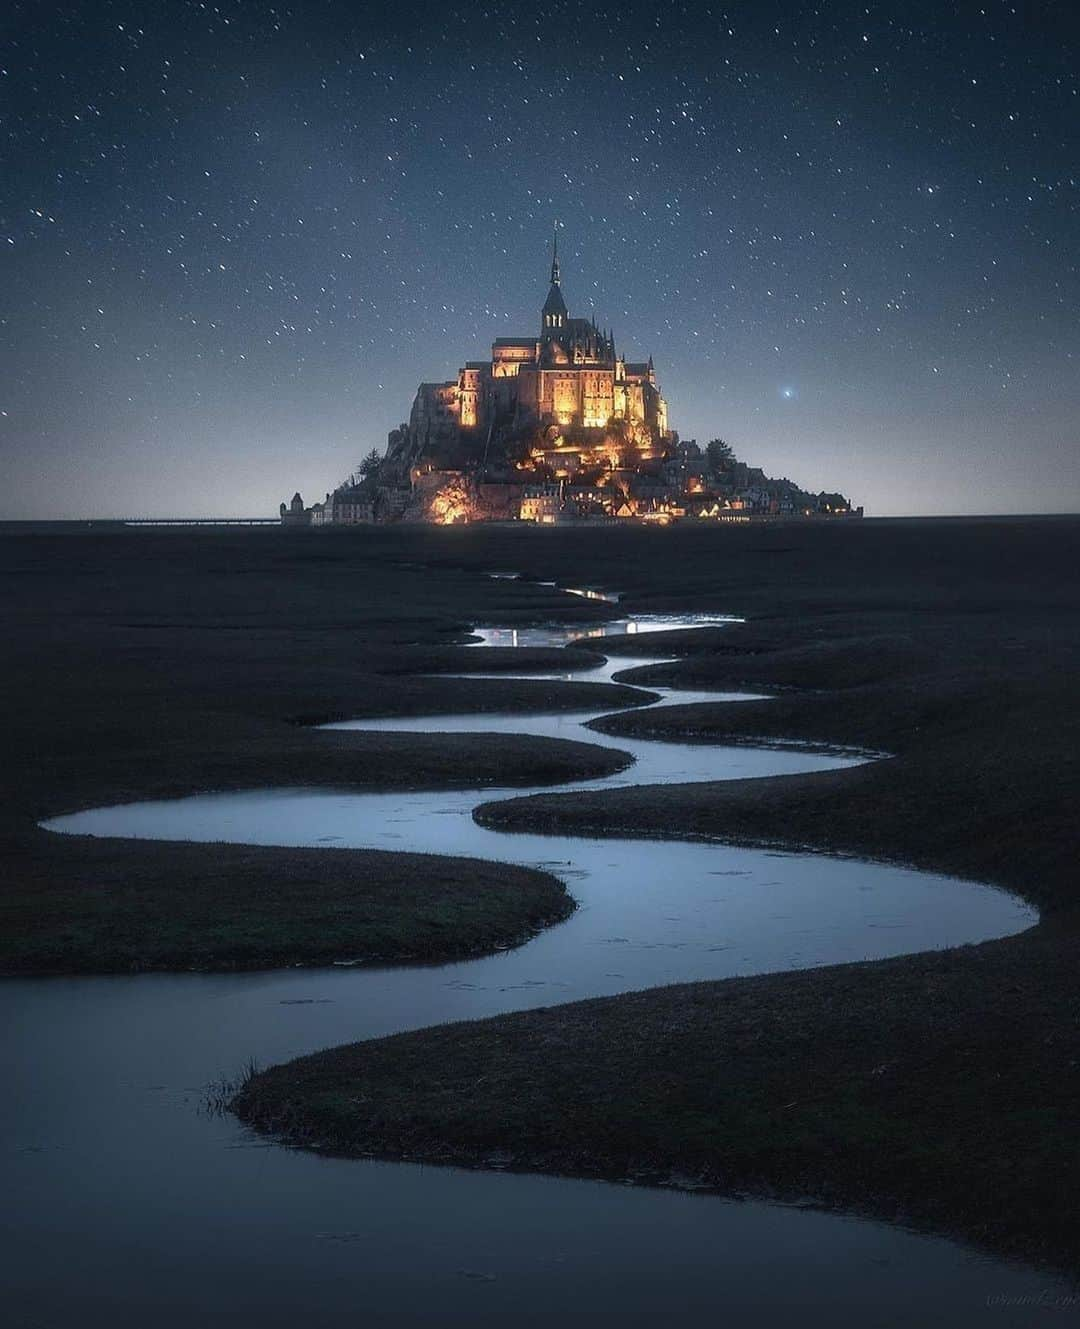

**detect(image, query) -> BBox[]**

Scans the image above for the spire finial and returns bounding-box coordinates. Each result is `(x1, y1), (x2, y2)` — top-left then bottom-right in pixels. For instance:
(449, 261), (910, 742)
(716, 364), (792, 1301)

(550, 221), (560, 286)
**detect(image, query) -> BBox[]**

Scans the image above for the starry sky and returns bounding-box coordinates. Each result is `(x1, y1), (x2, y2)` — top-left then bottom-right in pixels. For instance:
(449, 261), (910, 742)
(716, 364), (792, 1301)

(2, 0), (1077, 518)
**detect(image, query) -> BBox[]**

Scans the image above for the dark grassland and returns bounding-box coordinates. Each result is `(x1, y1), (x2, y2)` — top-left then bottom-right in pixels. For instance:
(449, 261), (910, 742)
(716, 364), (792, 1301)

(226, 515), (1078, 1274)
(1, 525), (647, 972)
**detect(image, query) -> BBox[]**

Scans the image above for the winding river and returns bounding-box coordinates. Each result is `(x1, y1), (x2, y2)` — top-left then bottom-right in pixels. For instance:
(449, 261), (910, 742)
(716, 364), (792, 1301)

(9, 589), (1065, 1325)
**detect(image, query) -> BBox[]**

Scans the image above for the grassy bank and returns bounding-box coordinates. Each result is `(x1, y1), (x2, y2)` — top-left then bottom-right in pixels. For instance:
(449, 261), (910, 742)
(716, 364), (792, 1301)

(233, 927), (1078, 1270)
(479, 619), (1079, 918)
(2, 724), (633, 974)
(2, 838), (577, 974)
(229, 515), (1080, 1273)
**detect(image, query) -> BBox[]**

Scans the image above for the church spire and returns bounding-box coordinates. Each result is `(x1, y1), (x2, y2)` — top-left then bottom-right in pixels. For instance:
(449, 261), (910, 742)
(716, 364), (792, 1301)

(541, 222), (568, 335)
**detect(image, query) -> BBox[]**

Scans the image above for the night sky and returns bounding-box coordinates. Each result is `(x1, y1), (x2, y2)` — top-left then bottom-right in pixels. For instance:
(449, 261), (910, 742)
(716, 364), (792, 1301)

(2, 1), (1077, 519)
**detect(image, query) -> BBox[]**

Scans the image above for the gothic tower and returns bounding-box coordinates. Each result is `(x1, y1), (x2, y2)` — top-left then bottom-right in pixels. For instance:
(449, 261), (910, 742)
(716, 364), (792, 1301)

(541, 225), (567, 335)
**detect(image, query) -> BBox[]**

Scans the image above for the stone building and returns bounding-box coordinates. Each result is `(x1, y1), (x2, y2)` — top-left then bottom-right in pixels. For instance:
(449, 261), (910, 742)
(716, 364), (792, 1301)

(279, 492), (311, 526)
(520, 483), (562, 524)
(407, 233), (670, 456)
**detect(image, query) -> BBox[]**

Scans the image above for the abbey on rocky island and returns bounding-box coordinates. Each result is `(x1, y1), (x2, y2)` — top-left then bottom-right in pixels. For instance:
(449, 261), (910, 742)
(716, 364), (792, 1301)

(282, 235), (858, 526)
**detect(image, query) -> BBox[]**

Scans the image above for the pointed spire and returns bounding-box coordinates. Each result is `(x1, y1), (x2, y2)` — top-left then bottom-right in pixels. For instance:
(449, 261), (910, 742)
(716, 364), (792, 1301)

(541, 222), (568, 333)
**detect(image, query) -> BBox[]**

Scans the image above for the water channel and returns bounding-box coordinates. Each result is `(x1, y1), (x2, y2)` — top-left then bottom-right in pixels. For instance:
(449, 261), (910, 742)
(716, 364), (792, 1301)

(8, 592), (1065, 1325)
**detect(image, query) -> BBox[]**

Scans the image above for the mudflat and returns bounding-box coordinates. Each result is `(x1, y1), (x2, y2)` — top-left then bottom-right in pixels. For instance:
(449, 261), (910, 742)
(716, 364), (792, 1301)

(0, 524), (643, 972)
(219, 514), (1078, 1273)
(7, 516), (1079, 1268)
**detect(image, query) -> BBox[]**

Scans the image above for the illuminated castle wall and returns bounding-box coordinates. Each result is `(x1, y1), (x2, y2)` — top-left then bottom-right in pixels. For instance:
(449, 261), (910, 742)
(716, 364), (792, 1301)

(409, 235), (669, 445)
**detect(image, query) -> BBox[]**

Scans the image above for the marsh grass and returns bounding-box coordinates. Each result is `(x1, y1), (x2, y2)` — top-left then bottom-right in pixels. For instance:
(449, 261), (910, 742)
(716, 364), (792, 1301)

(203, 1058), (261, 1117)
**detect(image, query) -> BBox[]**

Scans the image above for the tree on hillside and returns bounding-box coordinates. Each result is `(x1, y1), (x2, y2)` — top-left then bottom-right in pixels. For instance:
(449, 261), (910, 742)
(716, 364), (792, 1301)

(706, 438), (736, 472)
(340, 447), (385, 490)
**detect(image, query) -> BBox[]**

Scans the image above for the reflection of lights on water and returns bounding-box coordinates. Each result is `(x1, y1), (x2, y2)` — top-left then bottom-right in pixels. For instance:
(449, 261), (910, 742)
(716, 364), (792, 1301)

(564, 586), (619, 603)
(468, 609), (744, 651)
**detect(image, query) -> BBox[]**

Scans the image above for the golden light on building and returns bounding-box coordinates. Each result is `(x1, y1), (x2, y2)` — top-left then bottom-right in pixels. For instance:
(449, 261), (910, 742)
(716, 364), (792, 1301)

(387, 232), (690, 528)
(420, 234), (671, 455)
(428, 479), (475, 525)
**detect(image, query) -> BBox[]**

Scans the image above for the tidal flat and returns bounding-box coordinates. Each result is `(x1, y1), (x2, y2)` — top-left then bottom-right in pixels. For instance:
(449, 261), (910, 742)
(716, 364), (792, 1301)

(0, 530), (646, 971)
(4, 515), (1079, 1303)
(267, 517), (1080, 1273)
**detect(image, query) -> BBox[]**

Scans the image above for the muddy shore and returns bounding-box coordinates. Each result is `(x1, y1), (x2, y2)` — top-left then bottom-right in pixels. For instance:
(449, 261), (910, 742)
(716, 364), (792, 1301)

(1, 526), (644, 971)
(6, 516), (1079, 1269)
(225, 515), (1079, 1273)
